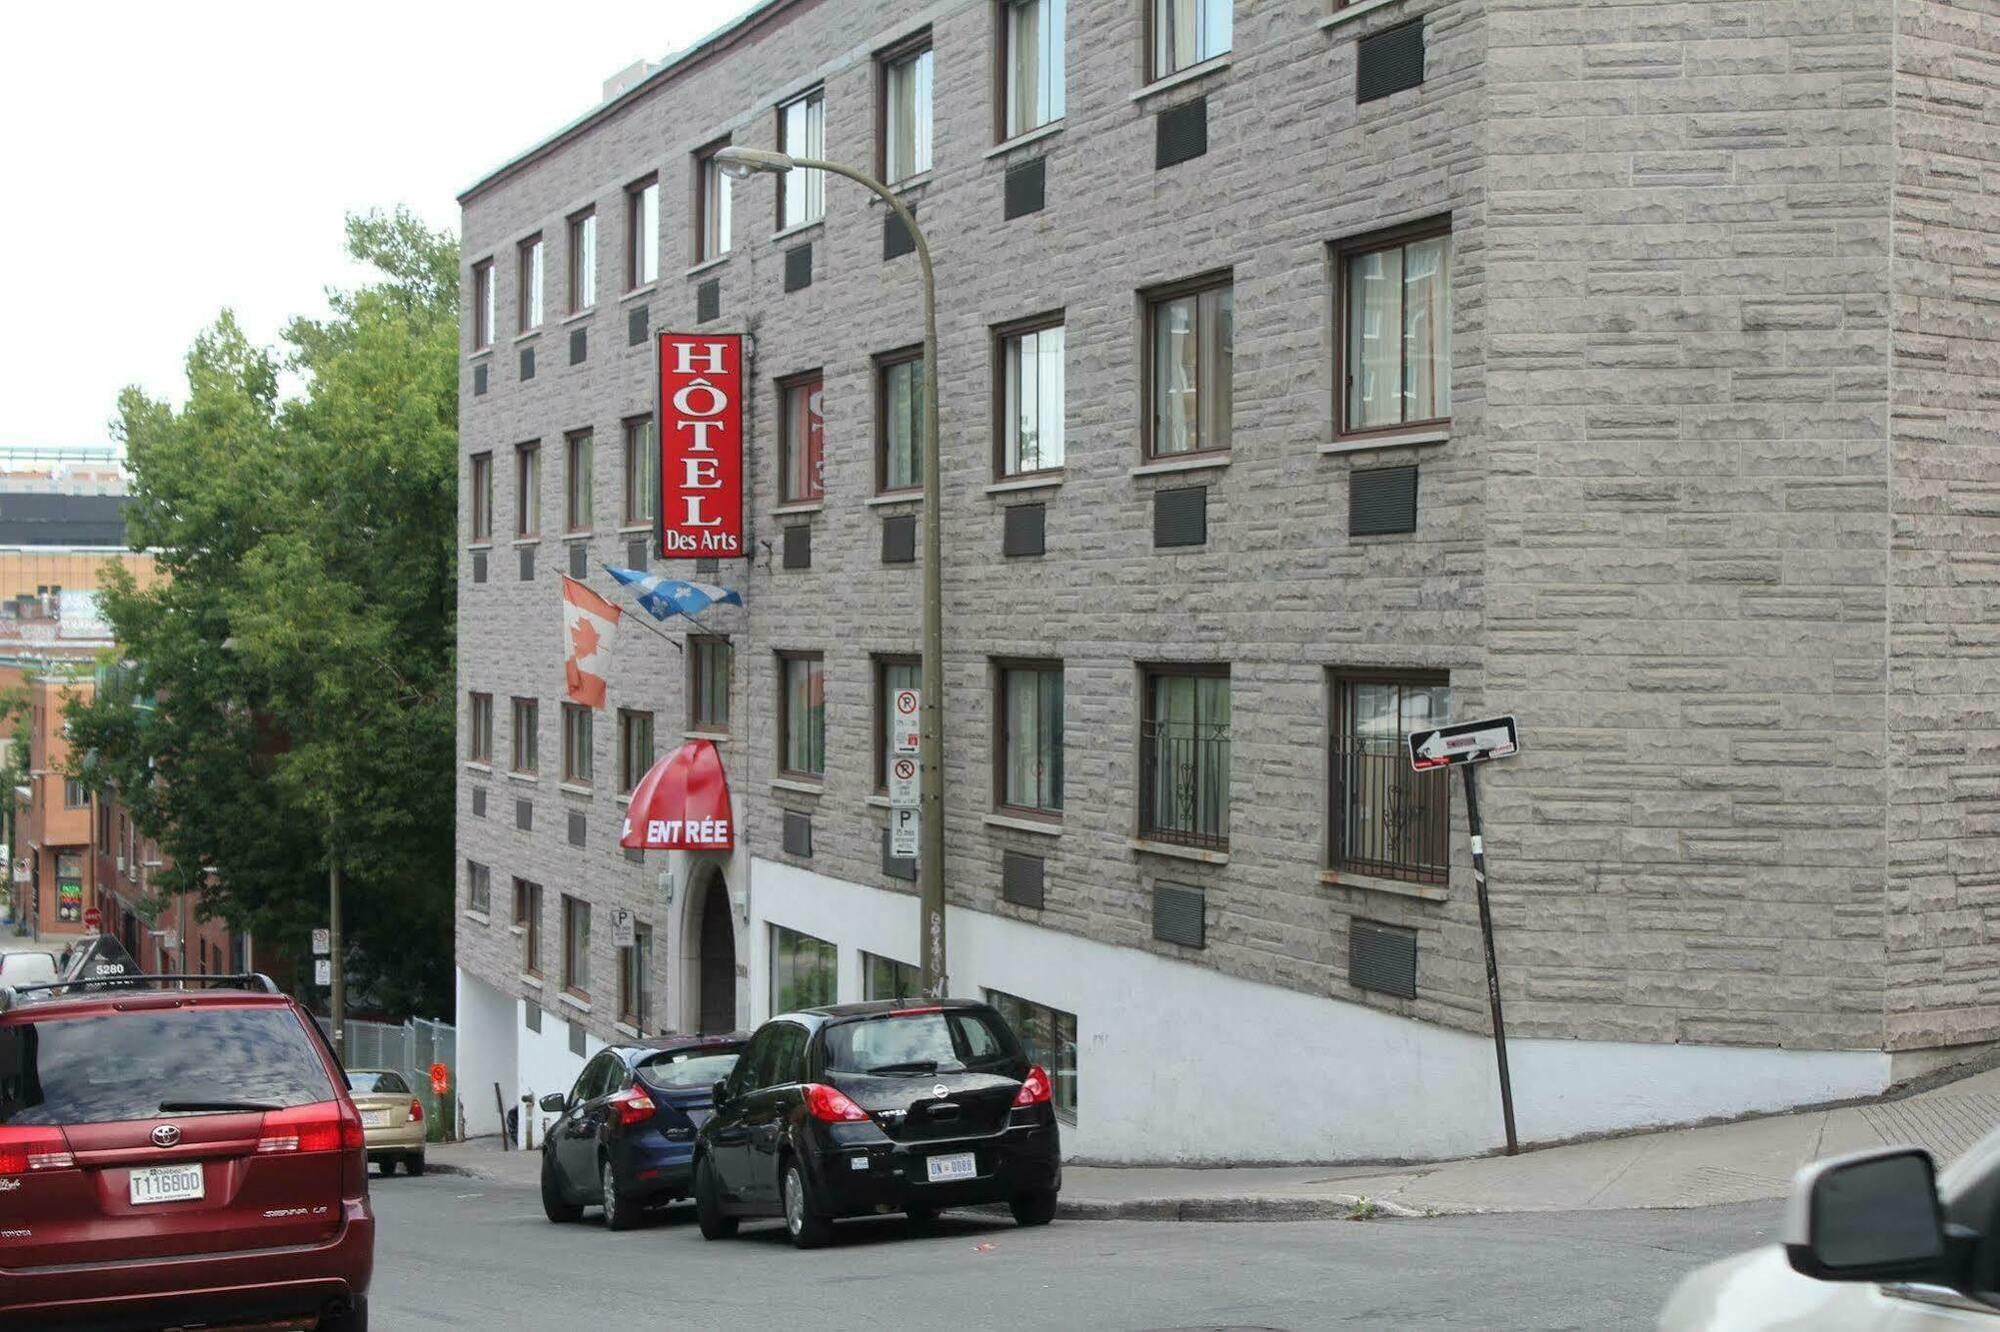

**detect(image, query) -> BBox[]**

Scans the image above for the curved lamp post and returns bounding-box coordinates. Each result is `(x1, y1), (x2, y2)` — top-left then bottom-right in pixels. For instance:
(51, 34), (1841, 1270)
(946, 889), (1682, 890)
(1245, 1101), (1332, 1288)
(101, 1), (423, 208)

(715, 148), (947, 998)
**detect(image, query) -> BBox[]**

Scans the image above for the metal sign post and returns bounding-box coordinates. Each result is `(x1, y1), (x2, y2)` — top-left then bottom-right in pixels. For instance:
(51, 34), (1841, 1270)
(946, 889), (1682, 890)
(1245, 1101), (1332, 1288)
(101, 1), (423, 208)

(1408, 714), (1522, 1156)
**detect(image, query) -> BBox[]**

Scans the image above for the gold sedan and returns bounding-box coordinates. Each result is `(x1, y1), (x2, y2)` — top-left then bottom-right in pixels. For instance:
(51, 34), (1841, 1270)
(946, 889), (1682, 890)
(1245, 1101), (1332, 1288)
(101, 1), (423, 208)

(346, 1069), (428, 1176)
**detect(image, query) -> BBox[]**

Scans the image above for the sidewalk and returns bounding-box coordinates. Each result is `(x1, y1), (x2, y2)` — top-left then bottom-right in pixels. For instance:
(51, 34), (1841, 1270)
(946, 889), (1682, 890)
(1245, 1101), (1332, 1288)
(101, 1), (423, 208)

(429, 1065), (2000, 1222)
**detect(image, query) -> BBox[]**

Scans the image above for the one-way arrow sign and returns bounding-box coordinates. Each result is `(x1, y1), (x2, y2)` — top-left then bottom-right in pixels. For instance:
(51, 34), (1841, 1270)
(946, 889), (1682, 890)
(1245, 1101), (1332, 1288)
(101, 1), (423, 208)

(1408, 715), (1519, 771)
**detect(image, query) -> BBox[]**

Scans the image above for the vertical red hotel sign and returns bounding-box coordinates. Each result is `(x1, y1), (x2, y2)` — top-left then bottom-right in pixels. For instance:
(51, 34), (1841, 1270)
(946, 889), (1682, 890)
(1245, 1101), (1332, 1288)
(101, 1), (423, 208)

(656, 333), (745, 559)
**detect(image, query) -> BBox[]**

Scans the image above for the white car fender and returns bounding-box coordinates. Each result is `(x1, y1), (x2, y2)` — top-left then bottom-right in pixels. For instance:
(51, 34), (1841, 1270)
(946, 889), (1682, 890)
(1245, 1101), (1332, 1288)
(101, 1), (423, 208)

(1655, 1245), (1983, 1332)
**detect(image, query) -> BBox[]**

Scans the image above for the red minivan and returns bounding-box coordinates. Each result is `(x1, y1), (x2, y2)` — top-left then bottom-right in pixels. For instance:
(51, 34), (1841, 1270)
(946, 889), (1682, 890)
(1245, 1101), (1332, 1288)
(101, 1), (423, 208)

(0, 974), (374, 1330)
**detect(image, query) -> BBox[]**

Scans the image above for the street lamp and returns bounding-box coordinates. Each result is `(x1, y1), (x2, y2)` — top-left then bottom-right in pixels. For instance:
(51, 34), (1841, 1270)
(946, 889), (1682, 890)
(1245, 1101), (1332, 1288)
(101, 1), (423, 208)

(715, 146), (948, 998)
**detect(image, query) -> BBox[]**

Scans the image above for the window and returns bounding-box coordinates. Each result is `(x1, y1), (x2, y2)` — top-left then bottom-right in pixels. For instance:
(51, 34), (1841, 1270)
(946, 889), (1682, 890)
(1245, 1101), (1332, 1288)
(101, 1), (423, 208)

(63, 779), (86, 809)
(998, 663), (1063, 814)
(770, 925), (836, 1012)
(1139, 667), (1230, 848)
(874, 657), (919, 790)
(1147, 277), (1233, 458)
(622, 417), (657, 525)
(515, 879), (543, 975)
(567, 210), (595, 314)
(517, 235), (544, 331)
(1150, 0), (1231, 79)
(515, 442), (541, 537)
(1331, 674), (1450, 885)
(617, 709), (655, 794)
(469, 452), (493, 542)
(472, 260), (495, 350)
(862, 951), (921, 1001)
(619, 921), (653, 1029)
(627, 176), (659, 287)
(998, 319), (1065, 475)
(695, 141), (733, 263)
(1339, 225), (1452, 436)
(562, 703), (593, 786)
(467, 861), (491, 916)
(561, 894), (591, 996)
(1001, 0), (1066, 139)
(987, 989), (1077, 1123)
(689, 636), (731, 732)
(564, 431), (593, 532)
(777, 89), (825, 229)
(469, 692), (494, 763)
(778, 373), (825, 504)
(511, 697), (539, 773)
(881, 39), (933, 183)
(877, 349), (925, 492)
(779, 653), (825, 778)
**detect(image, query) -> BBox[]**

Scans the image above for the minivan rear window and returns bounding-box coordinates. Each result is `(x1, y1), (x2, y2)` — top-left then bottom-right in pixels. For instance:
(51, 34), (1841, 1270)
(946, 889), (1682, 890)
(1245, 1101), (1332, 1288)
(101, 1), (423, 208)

(0, 1005), (336, 1125)
(637, 1049), (740, 1091)
(821, 1010), (1021, 1076)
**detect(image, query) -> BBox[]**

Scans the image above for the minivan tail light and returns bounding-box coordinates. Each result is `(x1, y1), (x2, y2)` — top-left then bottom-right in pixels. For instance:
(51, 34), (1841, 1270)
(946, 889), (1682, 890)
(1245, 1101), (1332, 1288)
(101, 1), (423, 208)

(0, 1126), (74, 1174)
(1013, 1065), (1053, 1107)
(258, 1102), (365, 1154)
(608, 1087), (656, 1127)
(408, 1099), (424, 1124)
(804, 1083), (870, 1123)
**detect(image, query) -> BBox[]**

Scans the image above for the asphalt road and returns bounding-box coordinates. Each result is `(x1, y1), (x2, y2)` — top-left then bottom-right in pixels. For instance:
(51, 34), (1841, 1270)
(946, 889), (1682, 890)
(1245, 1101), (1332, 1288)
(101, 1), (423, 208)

(369, 1172), (1779, 1330)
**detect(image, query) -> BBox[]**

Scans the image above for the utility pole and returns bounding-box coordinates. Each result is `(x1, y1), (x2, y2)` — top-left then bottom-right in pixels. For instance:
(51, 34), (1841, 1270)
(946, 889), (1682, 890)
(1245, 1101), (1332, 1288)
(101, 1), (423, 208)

(328, 815), (345, 1065)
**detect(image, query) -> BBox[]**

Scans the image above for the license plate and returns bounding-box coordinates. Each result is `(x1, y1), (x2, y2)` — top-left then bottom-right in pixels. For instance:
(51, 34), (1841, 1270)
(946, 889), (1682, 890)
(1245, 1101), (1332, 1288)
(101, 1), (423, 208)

(364, 1110), (391, 1127)
(129, 1164), (204, 1205)
(926, 1152), (976, 1183)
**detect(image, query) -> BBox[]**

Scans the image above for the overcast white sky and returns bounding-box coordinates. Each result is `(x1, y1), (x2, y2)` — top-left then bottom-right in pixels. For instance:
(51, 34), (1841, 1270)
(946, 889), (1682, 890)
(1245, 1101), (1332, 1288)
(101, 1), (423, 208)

(0, 0), (760, 449)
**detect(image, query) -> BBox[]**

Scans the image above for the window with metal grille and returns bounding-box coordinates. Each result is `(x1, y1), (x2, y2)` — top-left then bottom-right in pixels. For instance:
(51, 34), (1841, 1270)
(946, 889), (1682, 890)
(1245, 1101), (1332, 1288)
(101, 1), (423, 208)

(1139, 667), (1229, 849)
(1330, 673), (1450, 885)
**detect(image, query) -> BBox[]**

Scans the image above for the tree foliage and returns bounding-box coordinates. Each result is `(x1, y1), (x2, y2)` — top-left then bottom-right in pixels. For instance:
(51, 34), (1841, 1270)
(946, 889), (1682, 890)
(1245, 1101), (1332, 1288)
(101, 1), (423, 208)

(67, 209), (458, 1017)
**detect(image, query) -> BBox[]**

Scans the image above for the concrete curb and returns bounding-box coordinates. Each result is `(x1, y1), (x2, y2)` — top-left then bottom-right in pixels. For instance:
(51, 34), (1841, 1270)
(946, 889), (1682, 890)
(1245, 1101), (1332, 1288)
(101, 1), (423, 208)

(976, 1193), (1436, 1223)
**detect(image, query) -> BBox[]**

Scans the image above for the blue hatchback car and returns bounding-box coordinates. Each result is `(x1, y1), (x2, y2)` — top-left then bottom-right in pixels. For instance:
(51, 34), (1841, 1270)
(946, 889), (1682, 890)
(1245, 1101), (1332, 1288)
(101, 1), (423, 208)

(539, 1033), (747, 1230)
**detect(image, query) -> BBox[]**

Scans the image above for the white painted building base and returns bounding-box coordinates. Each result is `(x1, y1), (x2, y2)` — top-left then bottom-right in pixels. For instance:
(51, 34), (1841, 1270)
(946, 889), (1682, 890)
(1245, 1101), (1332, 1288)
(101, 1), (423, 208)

(748, 859), (1891, 1165)
(455, 968), (605, 1148)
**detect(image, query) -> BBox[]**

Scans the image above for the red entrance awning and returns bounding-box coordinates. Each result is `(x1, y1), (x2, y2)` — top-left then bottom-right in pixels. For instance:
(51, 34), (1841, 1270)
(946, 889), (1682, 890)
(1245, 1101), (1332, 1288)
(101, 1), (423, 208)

(620, 740), (734, 851)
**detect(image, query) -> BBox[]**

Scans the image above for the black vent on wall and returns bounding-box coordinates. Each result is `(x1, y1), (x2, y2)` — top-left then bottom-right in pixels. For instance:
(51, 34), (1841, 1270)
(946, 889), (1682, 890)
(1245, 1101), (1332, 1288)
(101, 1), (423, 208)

(783, 811), (813, 857)
(1350, 465), (1419, 536)
(784, 243), (813, 292)
(624, 846), (644, 864)
(1357, 22), (1426, 103)
(1004, 158), (1046, 219)
(882, 514), (916, 564)
(567, 811), (586, 847)
(568, 544), (587, 579)
(471, 786), (486, 818)
(626, 538), (648, 570)
(569, 328), (587, 365)
(1153, 882), (1206, 948)
(884, 206), (916, 261)
(1156, 96), (1209, 169)
(696, 557), (718, 576)
(524, 1001), (541, 1033)
(1153, 486), (1207, 548)
(569, 1024), (586, 1057)
(881, 828), (916, 881)
(628, 305), (649, 346)
(1003, 503), (1045, 557)
(782, 525), (811, 570)
(473, 364), (488, 396)
(697, 278), (721, 324)
(519, 346), (535, 381)
(1001, 852), (1045, 909)
(516, 799), (533, 831)
(472, 551), (487, 583)
(1350, 919), (1419, 998)
(519, 546), (536, 581)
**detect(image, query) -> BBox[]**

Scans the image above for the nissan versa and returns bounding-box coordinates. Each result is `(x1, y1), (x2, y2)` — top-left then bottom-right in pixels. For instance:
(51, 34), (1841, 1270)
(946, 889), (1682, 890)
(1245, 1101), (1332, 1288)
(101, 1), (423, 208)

(693, 998), (1061, 1248)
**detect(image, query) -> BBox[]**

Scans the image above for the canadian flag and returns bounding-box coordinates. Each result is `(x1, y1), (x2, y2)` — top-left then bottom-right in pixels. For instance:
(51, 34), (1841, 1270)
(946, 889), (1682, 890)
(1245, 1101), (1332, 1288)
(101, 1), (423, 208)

(562, 576), (623, 709)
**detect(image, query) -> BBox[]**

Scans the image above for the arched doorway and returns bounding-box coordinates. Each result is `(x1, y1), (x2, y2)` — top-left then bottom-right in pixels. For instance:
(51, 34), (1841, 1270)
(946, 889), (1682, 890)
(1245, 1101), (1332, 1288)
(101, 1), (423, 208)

(689, 870), (736, 1035)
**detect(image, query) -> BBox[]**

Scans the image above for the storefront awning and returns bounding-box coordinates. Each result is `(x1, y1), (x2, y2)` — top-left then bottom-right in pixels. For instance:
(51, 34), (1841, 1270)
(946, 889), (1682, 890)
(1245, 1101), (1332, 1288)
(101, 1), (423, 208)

(619, 739), (733, 852)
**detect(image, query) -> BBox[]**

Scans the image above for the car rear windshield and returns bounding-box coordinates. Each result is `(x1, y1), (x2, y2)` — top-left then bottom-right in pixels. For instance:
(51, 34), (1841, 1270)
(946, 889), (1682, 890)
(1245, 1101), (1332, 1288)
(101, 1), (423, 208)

(637, 1049), (740, 1091)
(348, 1071), (409, 1094)
(821, 1010), (1021, 1076)
(0, 1004), (336, 1125)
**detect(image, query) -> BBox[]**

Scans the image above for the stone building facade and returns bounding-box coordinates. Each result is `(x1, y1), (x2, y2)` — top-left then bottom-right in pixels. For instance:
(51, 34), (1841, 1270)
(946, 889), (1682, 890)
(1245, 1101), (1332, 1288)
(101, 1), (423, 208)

(455, 0), (2000, 1162)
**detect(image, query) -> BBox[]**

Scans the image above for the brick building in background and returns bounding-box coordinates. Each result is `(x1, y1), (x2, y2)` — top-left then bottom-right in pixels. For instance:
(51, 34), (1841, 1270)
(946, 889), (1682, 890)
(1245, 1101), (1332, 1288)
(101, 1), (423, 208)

(454, 0), (2000, 1161)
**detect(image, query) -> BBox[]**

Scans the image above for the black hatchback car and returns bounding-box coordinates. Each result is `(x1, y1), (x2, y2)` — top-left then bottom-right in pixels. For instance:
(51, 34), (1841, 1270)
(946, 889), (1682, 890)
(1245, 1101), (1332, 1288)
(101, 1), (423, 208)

(539, 1033), (746, 1230)
(692, 998), (1060, 1248)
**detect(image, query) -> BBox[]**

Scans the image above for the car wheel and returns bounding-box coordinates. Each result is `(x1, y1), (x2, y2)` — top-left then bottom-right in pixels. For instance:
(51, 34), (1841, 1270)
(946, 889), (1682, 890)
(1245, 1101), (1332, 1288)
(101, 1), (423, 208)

(319, 1296), (368, 1331)
(1010, 1188), (1058, 1227)
(782, 1160), (834, 1250)
(601, 1158), (640, 1232)
(375, 1158), (396, 1177)
(905, 1204), (938, 1231)
(406, 1153), (426, 1177)
(540, 1152), (584, 1223)
(694, 1155), (737, 1240)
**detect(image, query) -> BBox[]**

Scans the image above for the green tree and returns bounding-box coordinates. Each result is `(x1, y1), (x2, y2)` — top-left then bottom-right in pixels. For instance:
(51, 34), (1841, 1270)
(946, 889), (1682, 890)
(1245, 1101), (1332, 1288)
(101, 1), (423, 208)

(67, 208), (458, 1017)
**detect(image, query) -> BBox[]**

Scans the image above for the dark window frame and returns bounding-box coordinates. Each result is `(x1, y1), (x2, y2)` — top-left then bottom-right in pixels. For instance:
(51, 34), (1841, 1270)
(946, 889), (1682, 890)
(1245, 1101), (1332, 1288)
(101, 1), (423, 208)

(467, 860), (492, 916)
(693, 136), (734, 264)
(617, 708), (656, 794)
(777, 369), (826, 504)
(515, 441), (541, 538)
(1328, 669), (1452, 886)
(567, 207), (596, 315)
(1146, 0), (1233, 82)
(516, 233), (544, 333)
(995, 658), (1064, 818)
(622, 416), (657, 526)
(689, 635), (732, 733)
(510, 696), (539, 774)
(1332, 216), (1453, 442)
(561, 702), (593, 787)
(777, 651), (827, 781)
(992, 310), (1067, 480)
(563, 429), (593, 533)
(775, 87), (827, 231)
(469, 452), (494, 542)
(875, 28), (935, 185)
(560, 893), (591, 999)
(472, 259), (496, 350)
(873, 654), (921, 794)
(626, 174), (660, 289)
(515, 878), (543, 977)
(874, 344), (926, 495)
(619, 920), (654, 1029)
(995, 0), (1068, 143)
(468, 691), (494, 763)
(1141, 271), (1234, 462)
(1137, 662), (1231, 850)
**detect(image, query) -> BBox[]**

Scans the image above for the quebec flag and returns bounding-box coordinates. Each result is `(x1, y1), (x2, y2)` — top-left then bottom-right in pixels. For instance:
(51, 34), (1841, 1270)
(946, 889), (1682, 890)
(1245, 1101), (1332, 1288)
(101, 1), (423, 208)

(604, 566), (744, 623)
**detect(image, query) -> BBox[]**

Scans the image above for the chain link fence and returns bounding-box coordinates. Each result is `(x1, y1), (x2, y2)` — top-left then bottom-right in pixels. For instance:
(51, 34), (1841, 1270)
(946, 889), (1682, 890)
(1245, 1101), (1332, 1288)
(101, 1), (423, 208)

(313, 1014), (459, 1141)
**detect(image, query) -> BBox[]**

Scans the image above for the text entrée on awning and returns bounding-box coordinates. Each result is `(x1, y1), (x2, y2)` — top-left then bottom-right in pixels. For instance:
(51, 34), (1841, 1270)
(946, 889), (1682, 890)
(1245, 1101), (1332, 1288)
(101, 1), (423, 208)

(619, 739), (734, 851)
